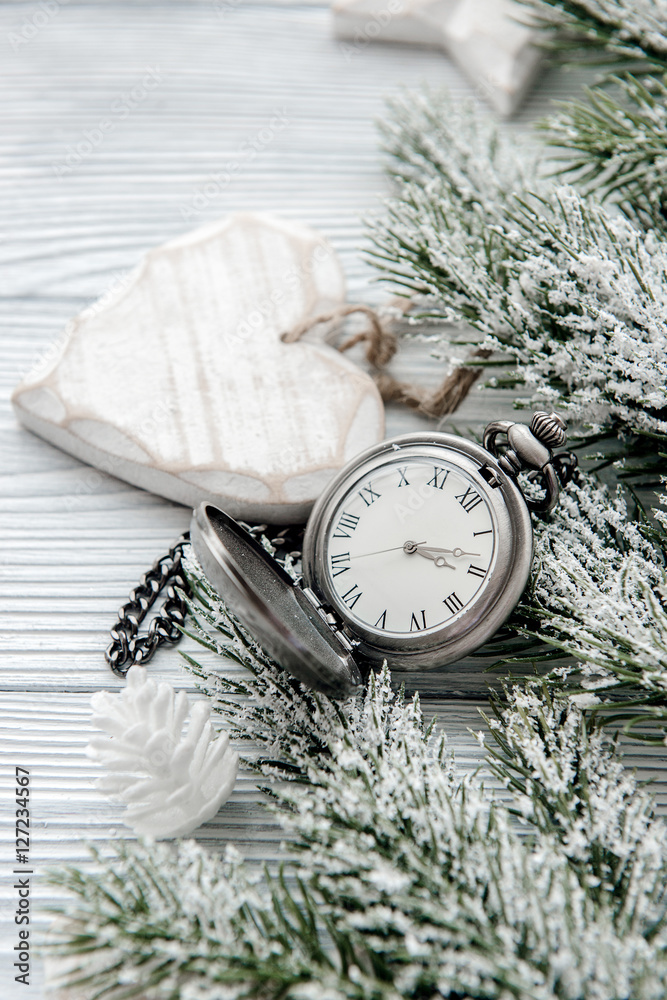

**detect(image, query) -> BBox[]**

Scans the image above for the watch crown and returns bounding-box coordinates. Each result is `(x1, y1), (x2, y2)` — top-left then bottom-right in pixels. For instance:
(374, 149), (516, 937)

(530, 411), (567, 450)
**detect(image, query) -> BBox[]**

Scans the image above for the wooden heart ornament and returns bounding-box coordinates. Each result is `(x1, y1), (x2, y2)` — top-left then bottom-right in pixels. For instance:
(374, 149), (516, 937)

(12, 213), (385, 522)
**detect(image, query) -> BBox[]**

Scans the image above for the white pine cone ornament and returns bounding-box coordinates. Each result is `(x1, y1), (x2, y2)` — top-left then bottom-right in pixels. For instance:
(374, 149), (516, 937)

(87, 665), (238, 837)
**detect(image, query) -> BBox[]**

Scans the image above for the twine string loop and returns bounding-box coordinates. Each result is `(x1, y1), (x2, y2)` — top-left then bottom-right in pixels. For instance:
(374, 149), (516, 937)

(281, 303), (489, 419)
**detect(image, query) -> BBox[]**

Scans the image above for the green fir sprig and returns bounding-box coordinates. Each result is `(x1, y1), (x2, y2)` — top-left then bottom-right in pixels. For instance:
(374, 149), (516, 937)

(523, 0), (667, 233)
(505, 478), (667, 742)
(539, 76), (667, 233)
(47, 839), (371, 1000)
(47, 600), (667, 999)
(522, 0), (667, 74)
(370, 90), (667, 441)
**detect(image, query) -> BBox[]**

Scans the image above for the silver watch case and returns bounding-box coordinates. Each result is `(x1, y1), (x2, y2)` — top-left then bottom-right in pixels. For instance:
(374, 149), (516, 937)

(190, 504), (362, 698)
(301, 432), (533, 671)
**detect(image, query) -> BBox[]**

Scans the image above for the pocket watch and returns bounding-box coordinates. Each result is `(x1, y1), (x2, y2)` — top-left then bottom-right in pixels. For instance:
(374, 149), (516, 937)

(185, 411), (575, 698)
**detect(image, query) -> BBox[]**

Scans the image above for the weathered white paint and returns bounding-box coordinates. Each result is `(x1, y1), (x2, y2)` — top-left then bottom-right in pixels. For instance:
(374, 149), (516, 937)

(332, 0), (542, 116)
(13, 213), (385, 523)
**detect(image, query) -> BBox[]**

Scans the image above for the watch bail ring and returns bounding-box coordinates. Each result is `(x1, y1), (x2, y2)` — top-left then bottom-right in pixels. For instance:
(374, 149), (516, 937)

(483, 411), (575, 516)
(524, 463), (561, 515)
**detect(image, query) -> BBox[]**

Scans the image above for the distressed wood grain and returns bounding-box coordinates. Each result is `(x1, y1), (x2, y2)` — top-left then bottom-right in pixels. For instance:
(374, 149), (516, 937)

(0, 4), (648, 998)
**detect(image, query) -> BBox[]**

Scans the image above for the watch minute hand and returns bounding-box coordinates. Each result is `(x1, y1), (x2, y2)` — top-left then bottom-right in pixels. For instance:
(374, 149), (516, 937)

(351, 540), (427, 560)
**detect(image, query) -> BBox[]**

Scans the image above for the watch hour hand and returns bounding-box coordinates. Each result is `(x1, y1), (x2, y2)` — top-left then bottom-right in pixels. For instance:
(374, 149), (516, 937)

(412, 545), (455, 569)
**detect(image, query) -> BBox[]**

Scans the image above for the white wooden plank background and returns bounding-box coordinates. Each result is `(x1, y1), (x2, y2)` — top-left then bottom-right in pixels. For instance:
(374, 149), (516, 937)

(1, 3), (664, 997)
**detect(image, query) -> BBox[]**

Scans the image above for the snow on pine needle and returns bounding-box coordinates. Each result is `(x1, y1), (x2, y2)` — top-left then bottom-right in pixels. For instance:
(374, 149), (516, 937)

(370, 90), (667, 439)
(46, 838), (377, 1000)
(508, 475), (667, 739)
(522, 0), (667, 73)
(47, 659), (667, 1000)
(520, 0), (667, 235)
(484, 682), (667, 885)
(275, 672), (667, 1000)
(540, 75), (667, 235)
(45, 512), (667, 999)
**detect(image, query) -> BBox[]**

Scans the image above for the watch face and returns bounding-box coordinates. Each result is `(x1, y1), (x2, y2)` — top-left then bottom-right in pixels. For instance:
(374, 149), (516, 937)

(302, 433), (533, 670)
(323, 457), (496, 636)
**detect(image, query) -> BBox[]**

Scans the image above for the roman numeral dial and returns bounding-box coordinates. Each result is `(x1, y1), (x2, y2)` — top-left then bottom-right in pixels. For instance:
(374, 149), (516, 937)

(427, 466), (449, 490)
(323, 456), (496, 637)
(330, 552), (351, 577)
(358, 483), (381, 506)
(455, 485), (483, 513)
(443, 591), (464, 616)
(333, 512), (360, 538)
(341, 584), (362, 609)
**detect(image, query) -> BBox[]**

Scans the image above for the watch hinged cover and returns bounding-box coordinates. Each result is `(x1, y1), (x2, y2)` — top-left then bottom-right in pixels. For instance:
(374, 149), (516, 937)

(190, 503), (362, 697)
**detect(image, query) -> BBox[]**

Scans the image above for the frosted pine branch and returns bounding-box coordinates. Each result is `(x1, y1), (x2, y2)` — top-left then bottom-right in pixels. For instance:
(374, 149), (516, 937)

(373, 90), (528, 328)
(181, 549), (362, 780)
(46, 507), (667, 997)
(541, 76), (667, 234)
(509, 475), (667, 739)
(278, 673), (667, 1000)
(371, 91), (667, 439)
(522, 0), (667, 73)
(511, 3), (667, 236)
(482, 682), (667, 977)
(48, 665), (667, 999)
(47, 840), (377, 1000)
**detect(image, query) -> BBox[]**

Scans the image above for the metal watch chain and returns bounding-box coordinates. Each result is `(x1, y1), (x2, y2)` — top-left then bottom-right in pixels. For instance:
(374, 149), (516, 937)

(105, 534), (191, 676)
(106, 523), (305, 675)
